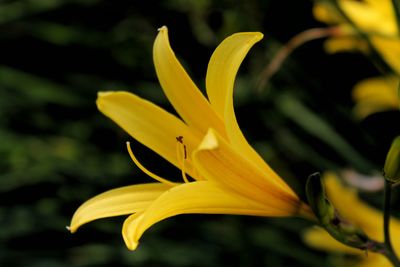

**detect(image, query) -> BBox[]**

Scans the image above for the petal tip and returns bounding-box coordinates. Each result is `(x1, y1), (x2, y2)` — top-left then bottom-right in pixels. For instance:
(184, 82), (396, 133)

(254, 32), (264, 40)
(96, 91), (121, 110)
(67, 224), (77, 233)
(198, 129), (219, 150)
(122, 230), (139, 251)
(97, 91), (115, 98)
(157, 25), (168, 32)
(68, 217), (80, 233)
(126, 241), (139, 251)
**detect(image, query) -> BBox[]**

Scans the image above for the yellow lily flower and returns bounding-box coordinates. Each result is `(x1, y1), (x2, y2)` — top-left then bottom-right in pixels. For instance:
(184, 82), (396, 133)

(352, 75), (400, 119)
(69, 26), (313, 250)
(303, 172), (400, 267)
(313, 0), (400, 73)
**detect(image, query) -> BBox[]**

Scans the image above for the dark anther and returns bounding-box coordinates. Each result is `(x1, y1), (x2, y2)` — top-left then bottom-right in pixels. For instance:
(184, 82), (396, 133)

(176, 136), (184, 143)
(331, 217), (340, 226)
(183, 145), (187, 159)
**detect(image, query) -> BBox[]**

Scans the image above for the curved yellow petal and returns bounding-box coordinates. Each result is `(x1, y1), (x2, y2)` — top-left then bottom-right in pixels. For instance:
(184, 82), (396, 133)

(122, 181), (286, 250)
(96, 91), (202, 177)
(323, 173), (383, 240)
(323, 172), (400, 253)
(313, 0), (400, 75)
(355, 256), (392, 267)
(341, 0), (396, 35)
(303, 226), (363, 255)
(303, 227), (390, 267)
(205, 31), (278, 177)
(193, 129), (299, 214)
(352, 76), (399, 118)
(206, 31), (263, 116)
(153, 26), (226, 136)
(313, 3), (338, 24)
(370, 37), (400, 74)
(69, 183), (172, 233)
(324, 37), (369, 54)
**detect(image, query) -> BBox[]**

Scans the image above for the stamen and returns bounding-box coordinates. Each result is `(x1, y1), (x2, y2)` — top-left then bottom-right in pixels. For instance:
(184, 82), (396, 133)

(126, 142), (176, 186)
(176, 136), (190, 183)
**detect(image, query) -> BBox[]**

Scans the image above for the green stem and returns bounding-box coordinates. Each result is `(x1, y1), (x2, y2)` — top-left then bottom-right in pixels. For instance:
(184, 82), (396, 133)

(383, 179), (400, 267)
(392, 0), (400, 34)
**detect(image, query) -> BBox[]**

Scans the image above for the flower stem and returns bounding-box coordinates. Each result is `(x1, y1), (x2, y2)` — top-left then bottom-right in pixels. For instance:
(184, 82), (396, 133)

(391, 0), (400, 34)
(383, 179), (400, 267)
(257, 27), (341, 90)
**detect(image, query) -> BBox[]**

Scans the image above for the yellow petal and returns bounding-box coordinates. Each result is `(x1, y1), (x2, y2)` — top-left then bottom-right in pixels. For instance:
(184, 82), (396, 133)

(340, 0), (396, 35)
(303, 227), (391, 267)
(206, 31), (263, 116)
(323, 173), (382, 240)
(122, 181), (285, 250)
(313, 3), (339, 24)
(323, 172), (400, 253)
(96, 91), (202, 177)
(69, 183), (172, 233)
(303, 226), (363, 255)
(355, 256), (392, 267)
(352, 76), (399, 118)
(205, 31), (278, 178)
(370, 36), (400, 74)
(193, 129), (299, 214)
(153, 26), (226, 136)
(324, 37), (369, 54)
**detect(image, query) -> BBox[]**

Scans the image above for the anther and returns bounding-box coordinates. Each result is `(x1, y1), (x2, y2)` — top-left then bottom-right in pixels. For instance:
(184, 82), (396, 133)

(176, 136), (190, 183)
(176, 136), (187, 159)
(176, 136), (184, 143)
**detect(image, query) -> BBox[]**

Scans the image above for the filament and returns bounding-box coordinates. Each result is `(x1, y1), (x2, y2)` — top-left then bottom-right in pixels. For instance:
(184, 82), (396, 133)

(126, 142), (176, 186)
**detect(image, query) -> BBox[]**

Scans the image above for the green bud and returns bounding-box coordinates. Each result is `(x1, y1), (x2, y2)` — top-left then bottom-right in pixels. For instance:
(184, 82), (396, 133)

(306, 173), (374, 250)
(384, 136), (400, 183)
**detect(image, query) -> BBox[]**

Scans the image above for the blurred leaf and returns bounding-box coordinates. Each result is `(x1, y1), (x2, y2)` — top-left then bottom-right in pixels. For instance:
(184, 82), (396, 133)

(276, 93), (373, 172)
(0, 66), (84, 106)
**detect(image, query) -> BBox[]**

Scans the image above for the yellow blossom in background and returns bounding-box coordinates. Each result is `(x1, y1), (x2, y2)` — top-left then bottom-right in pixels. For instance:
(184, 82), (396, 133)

(303, 172), (400, 267)
(313, 0), (400, 74)
(352, 75), (399, 119)
(69, 26), (312, 250)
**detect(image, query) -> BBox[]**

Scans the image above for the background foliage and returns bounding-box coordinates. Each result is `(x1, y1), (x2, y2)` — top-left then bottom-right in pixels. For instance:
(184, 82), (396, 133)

(1, 0), (399, 266)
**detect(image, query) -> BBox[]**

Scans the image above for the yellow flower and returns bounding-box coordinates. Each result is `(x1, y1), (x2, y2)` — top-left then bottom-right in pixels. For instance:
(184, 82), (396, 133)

(352, 75), (400, 119)
(313, 0), (400, 73)
(303, 172), (400, 267)
(69, 26), (312, 250)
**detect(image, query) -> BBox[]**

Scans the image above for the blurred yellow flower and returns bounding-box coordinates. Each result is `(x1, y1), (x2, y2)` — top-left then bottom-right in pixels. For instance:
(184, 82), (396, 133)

(314, 0), (400, 73)
(303, 172), (400, 267)
(69, 26), (312, 250)
(352, 76), (399, 119)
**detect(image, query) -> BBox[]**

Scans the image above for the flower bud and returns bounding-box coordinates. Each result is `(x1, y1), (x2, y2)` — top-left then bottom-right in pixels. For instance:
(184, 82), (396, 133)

(384, 136), (400, 183)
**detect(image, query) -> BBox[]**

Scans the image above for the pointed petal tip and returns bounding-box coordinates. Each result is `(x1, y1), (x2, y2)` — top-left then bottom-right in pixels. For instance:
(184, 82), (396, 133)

(123, 227), (139, 251)
(68, 218), (80, 233)
(157, 25), (168, 33)
(67, 224), (78, 233)
(251, 32), (264, 40)
(125, 240), (139, 251)
(98, 91), (119, 97)
(229, 31), (264, 42)
(96, 91), (125, 110)
(198, 129), (219, 150)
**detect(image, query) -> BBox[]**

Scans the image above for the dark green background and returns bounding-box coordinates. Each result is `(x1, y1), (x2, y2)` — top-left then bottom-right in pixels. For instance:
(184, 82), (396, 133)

(1, 0), (399, 266)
